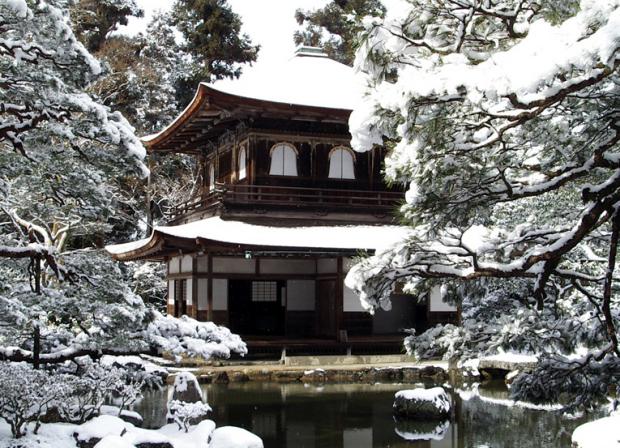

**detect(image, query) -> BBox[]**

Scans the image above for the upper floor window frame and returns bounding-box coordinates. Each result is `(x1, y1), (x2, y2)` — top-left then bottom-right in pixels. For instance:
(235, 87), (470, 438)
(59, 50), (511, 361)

(328, 145), (356, 180)
(208, 162), (215, 192)
(238, 145), (247, 181)
(269, 142), (298, 177)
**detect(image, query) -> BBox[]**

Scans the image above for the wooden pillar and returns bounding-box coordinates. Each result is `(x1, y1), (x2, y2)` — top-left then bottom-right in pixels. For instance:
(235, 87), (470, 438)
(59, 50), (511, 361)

(191, 257), (198, 319)
(249, 135), (256, 185)
(310, 141), (317, 186)
(336, 256), (344, 340)
(207, 254), (213, 321)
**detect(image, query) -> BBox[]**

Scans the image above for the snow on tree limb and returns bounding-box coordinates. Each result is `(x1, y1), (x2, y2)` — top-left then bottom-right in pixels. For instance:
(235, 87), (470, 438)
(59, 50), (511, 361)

(347, 0), (620, 311)
(0, 0), (147, 174)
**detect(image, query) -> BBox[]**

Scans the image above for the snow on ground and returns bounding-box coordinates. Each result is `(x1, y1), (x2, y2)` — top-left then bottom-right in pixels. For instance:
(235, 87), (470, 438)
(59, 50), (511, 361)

(395, 387), (451, 413)
(209, 426), (264, 448)
(0, 414), (261, 448)
(572, 414), (620, 448)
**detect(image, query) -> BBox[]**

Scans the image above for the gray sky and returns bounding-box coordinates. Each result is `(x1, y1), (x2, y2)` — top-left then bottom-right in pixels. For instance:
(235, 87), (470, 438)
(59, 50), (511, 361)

(120, 0), (331, 64)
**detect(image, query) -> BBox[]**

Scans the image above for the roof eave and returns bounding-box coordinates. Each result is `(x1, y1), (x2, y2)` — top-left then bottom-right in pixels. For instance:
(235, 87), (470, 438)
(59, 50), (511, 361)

(142, 84), (353, 153)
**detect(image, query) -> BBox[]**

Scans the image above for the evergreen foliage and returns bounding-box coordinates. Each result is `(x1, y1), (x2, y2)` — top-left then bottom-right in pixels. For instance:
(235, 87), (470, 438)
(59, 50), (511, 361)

(171, 0), (259, 107)
(71, 0), (143, 52)
(294, 0), (384, 65)
(347, 0), (620, 409)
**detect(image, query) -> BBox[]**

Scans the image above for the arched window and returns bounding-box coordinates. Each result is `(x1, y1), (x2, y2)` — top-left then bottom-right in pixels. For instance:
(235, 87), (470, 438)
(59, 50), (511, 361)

(269, 143), (298, 176)
(208, 163), (215, 192)
(328, 146), (355, 179)
(238, 146), (247, 180)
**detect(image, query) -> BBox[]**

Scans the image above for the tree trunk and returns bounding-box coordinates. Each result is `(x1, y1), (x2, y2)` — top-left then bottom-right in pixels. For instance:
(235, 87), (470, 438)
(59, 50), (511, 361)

(33, 324), (40, 370)
(602, 212), (620, 355)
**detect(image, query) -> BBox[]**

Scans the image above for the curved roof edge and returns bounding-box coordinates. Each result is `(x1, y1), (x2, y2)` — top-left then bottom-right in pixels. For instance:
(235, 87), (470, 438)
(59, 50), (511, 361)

(141, 82), (354, 151)
(141, 83), (208, 150)
(105, 217), (409, 261)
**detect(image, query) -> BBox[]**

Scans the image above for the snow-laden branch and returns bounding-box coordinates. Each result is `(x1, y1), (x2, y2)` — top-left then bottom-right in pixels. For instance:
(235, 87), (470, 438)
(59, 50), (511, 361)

(348, 0), (620, 318)
(0, 0), (147, 175)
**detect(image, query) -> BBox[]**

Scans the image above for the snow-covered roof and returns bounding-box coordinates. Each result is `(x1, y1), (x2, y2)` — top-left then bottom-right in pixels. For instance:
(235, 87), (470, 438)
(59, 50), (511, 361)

(142, 47), (364, 151)
(106, 217), (409, 260)
(209, 46), (365, 110)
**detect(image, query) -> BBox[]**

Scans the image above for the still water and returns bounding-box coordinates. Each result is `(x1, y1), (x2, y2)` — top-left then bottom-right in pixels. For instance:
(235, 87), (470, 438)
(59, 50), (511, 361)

(136, 381), (595, 448)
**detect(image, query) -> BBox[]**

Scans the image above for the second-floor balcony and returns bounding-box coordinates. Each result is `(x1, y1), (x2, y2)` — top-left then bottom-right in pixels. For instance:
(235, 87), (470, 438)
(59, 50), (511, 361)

(164, 183), (404, 225)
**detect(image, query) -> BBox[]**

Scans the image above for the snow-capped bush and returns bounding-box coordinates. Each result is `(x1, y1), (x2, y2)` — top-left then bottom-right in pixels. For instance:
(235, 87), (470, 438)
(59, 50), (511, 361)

(167, 400), (212, 433)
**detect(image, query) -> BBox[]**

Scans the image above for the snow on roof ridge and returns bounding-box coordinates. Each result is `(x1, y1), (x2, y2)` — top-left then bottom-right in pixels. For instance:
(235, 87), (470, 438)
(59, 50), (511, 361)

(105, 217), (410, 257)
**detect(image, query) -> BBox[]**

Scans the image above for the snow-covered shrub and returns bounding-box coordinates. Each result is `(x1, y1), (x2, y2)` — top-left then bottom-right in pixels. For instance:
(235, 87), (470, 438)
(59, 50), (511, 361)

(100, 355), (168, 390)
(0, 362), (73, 438)
(167, 400), (212, 433)
(148, 314), (247, 361)
(0, 360), (144, 438)
(404, 278), (614, 362)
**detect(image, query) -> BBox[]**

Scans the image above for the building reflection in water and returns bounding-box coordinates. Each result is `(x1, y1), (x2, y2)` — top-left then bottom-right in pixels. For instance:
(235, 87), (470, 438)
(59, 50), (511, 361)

(134, 381), (592, 448)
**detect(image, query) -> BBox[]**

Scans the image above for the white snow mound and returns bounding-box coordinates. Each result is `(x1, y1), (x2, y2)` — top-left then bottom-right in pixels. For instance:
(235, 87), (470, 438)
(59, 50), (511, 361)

(209, 426), (264, 448)
(572, 415), (620, 448)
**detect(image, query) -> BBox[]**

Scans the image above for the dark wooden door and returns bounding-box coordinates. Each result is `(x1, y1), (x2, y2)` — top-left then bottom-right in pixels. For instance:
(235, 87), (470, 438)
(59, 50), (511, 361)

(316, 279), (336, 337)
(228, 280), (285, 336)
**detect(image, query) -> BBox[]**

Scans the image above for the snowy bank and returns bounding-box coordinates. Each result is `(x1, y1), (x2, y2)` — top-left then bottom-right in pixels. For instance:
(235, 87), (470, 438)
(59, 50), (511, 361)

(0, 412), (263, 448)
(572, 415), (620, 448)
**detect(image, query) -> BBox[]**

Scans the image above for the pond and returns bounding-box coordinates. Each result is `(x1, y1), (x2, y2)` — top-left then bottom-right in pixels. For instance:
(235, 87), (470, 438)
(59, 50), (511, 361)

(135, 381), (596, 448)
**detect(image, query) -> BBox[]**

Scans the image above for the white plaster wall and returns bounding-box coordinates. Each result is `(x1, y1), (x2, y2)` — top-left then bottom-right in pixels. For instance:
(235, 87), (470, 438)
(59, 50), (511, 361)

(197, 278), (209, 310)
(343, 284), (365, 312)
(168, 280), (175, 305)
(287, 280), (315, 311)
(181, 255), (193, 273)
(197, 256), (209, 273)
(317, 258), (336, 274)
(213, 279), (228, 311)
(260, 259), (315, 275)
(186, 278), (193, 305)
(213, 257), (255, 274)
(429, 285), (458, 312)
(169, 257), (180, 274)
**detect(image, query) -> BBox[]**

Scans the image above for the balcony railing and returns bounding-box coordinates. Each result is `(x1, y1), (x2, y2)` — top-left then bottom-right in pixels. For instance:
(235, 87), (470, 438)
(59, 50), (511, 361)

(164, 183), (404, 222)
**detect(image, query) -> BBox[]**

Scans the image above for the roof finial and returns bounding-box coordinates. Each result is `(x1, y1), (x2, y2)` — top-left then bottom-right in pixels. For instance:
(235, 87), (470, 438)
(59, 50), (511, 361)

(294, 45), (329, 58)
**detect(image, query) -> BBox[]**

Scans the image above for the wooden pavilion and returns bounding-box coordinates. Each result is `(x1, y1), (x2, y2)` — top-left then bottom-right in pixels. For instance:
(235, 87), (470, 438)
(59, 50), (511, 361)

(106, 47), (457, 355)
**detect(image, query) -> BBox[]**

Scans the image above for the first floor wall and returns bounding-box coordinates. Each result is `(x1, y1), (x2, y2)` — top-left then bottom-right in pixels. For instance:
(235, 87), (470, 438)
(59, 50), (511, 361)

(165, 255), (458, 339)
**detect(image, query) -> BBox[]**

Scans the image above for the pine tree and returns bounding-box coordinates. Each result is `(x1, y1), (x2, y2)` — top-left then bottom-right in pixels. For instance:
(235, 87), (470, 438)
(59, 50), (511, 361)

(0, 0), (245, 368)
(71, 0), (144, 52)
(347, 0), (620, 408)
(294, 0), (385, 66)
(171, 0), (259, 107)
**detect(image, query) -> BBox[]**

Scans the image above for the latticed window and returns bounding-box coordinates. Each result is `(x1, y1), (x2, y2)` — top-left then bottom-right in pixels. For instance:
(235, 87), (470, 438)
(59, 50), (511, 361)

(251, 281), (278, 302)
(269, 143), (298, 176)
(328, 146), (355, 179)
